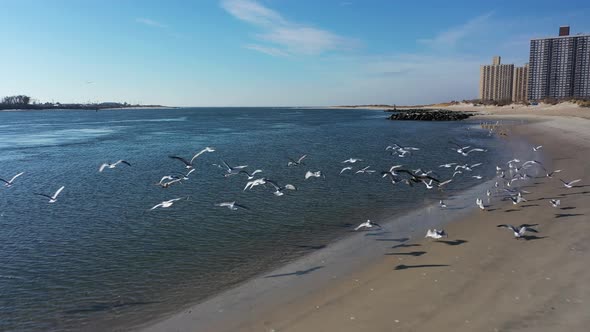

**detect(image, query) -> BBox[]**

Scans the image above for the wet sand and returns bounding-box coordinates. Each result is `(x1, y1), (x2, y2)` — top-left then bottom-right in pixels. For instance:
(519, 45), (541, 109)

(139, 114), (590, 332)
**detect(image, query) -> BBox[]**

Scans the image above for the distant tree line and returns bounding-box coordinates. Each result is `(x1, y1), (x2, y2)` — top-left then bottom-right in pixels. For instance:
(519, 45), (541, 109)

(0, 95), (165, 111)
(2, 95), (32, 106)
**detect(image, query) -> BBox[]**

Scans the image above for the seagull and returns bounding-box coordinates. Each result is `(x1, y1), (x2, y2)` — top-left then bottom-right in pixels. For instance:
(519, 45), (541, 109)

(507, 159), (521, 164)
(560, 178), (581, 189)
(244, 177), (267, 191)
(266, 179), (297, 196)
(510, 194), (527, 205)
(0, 172), (24, 187)
(496, 166), (503, 172)
(425, 229), (448, 239)
(287, 155), (307, 167)
(158, 169), (195, 185)
(439, 200), (447, 208)
(497, 224), (538, 239)
(476, 198), (485, 210)
(422, 179), (434, 189)
(34, 186), (65, 203)
(550, 199), (561, 208)
(342, 158), (363, 164)
(461, 148), (486, 156)
(355, 166), (376, 174)
(533, 145), (543, 152)
(381, 165), (403, 177)
(486, 189), (491, 197)
(158, 177), (183, 189)
(452, 171), (463, 178)
(340, 166), (353, 175)
(387, 144), (419, 151)
(214, 201), (249, 211)
(305, 171), (323, 179)
(150, 197), (186, 210)
(439, 163), (457, 168)
(98, 160), (131, 172)
(219, 160), (248, 177)
(169, 147), (215, 169)
(438, 179), (453, 188)
(239, 169), (262, 180)
(545, 169), (562, 178)
(472, 175), (483, 180)
(354, 219), (381, 231)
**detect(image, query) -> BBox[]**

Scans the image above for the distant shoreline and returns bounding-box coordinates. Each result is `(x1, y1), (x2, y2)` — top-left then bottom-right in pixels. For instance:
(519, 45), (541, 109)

(0, 106), (177, 112)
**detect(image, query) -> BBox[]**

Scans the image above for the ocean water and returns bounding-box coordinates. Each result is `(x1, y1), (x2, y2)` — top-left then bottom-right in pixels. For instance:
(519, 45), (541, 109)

(0, 108), (507, 331)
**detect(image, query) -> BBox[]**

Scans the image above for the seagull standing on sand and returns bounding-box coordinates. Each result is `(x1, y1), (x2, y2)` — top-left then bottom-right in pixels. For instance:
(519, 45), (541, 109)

(99, 160), (131, 172)
(560, 179), (581, 189)
(287, 155), (307, 167)
(214, 201), (249, 211)
(550, 199), (561, 208)
(497, 224), (538, 239)
(150, 197), (186, 210)
(354, 219), (381, 231)
(476, 198), (485, 210)
(169, 147), (215, 169)
(34, 186), (65, 203)
(425, 229), (448, 239)
(0, 172), (24, 187)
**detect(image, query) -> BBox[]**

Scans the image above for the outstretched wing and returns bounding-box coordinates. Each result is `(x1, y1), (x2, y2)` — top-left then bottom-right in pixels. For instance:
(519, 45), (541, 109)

(297, 155), (307, 163)
(52, 186), (65, 199)
(169, 156), (191, 166)
(9, 172), (25, 183)
(117, 160), (132, 167)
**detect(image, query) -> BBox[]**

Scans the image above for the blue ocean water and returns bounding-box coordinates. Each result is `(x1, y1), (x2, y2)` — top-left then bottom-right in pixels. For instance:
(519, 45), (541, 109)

(0, 108), (504, 331)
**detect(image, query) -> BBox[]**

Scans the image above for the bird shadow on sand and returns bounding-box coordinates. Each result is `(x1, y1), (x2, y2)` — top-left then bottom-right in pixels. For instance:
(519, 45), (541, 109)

(486, 208), (500, 212)
(505, 209), (521, 213)
(394, 264), (449, 270)
(560, 207), (576, 210)
(295, 245), (327, 250)
(265, 266), (324, 278)
(363, 231), (391, 236)
(521, 204), (540, 208)
(64, 301), (159, 314)
(520, 235), (548, 241)
(436, 239), (468, 246)
(559, 191), (590, 197)
(385, 251), (427, 257)
(375, 237), (409, 243)
(392, 243), (421, 249)
(555, 213), (584, 219)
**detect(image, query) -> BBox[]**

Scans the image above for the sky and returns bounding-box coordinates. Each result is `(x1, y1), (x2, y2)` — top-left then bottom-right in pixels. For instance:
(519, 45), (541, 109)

(1, 0), (589, 106)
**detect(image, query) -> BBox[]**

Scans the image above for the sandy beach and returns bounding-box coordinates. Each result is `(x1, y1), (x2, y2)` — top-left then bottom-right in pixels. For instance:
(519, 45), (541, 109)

(138, 109), (590, 332)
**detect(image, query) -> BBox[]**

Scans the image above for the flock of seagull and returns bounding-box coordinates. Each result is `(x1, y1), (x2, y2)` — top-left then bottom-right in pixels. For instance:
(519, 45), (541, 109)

(0, 136), (583, 245)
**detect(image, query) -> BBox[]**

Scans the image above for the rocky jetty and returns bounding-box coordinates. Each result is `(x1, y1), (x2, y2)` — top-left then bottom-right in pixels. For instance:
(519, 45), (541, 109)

(386, 108), (474, 121)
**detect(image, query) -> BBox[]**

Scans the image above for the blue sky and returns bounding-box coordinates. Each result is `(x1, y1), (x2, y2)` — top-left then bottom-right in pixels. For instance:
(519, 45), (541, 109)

(1, 0), (589, 106)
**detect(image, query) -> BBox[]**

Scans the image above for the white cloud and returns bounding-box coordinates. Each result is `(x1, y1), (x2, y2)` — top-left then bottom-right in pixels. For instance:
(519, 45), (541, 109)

(135, 18), (167, 28)
(221, 0), (357, 56)
(418, 12), (494, 50)
(244, 44), (289, 57)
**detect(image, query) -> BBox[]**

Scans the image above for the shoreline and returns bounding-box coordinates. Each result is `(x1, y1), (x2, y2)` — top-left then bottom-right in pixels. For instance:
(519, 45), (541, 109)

(135, 113), (590, 332)
(133, 119), (532, 332)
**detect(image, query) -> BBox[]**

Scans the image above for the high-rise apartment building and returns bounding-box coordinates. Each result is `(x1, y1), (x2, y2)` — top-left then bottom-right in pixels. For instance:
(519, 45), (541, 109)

(528, 26), (590, 100)
(479, 56), (514, 101)
(512, 64), (529, 102)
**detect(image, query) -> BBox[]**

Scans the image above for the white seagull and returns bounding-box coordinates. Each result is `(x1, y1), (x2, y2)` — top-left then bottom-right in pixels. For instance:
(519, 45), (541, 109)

(560, 178), (581, 189)
(34, 186), (65, 203)
(533, 145), (543, 152)
(342, 158), (363, 164)
(545, 169), (562, 178)
(550, 199), (561, 208)
(169, 147), (215, 169)
(150, 197), (186, 210)
(244, 178), (267, 191)
(476, 198), (485, 210)
(266, 179), (297, 196)
(461, 148), (486, 156)
(0, 172), (25, 187)
(305, 171), (323, 179)
(99, 160), (131, 172)
(439, 163), (457, 168)
(439, 200), (447, 208)
(497, 224), (538, 239)
(219, 160), (248, 177)
(287, 155), (307, 167)
(214, 201), (249, 211)
(355, 166), (376, 174)
(354, 219), (381, 231)
(425, 229), (448, 239)
(340, 166), (353, 175)
(239, 169), (263, 180)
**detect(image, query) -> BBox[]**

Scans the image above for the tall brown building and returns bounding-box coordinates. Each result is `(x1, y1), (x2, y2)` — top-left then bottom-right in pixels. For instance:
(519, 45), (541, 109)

(479, 56), (514, 101)
(512, 64), (529, 102)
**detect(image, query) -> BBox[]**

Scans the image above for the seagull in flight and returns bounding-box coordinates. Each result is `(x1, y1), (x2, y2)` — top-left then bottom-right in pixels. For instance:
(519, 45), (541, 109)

(550, 199), (561, 208)
(0, 172), (24, 187)
(287, 155), (307, 167)
(439, 163), (457, 168)
(425, 229), (448, 239)
(150, 197), (186, 210)
(169, 147), (215, 169)
(497, 224), (538, 239)
(461, 148), (486, 156)
(244, 177), (267, 191)
(218, 160), (248, 177)
(472, 175), (483, 180)
(266, 179), (297, 196)
(158, 177), (183, 189)
(439, 200), (447, 208)
(239, 169), (262, 180)
(354, 219), (381, 231)
(34, 186), (65, 203)
(355, 166), (376, 174)
(215, 201), (249, 211)
(342, 158), (363, 164)
(560, 178), (581, 189)
(305, 171), (323, 179)
(533, 145), (543, 152)
(99, 160), (131, 172)
(340, 166), (353, 175)
(545, 169), (562, 178)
